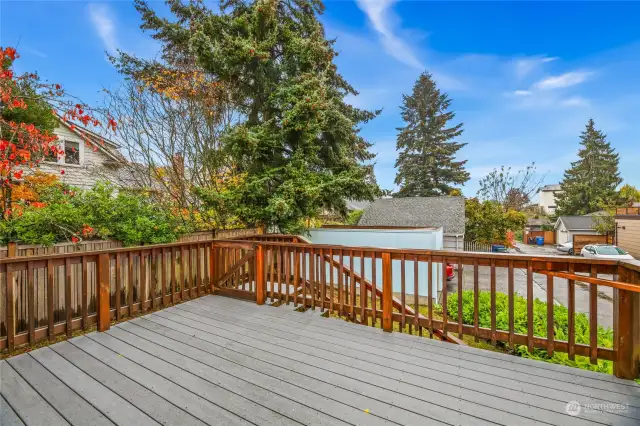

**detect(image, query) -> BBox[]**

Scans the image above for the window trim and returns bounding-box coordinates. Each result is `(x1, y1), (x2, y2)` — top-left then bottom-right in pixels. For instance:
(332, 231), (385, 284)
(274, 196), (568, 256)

(43, 139), (84, 166)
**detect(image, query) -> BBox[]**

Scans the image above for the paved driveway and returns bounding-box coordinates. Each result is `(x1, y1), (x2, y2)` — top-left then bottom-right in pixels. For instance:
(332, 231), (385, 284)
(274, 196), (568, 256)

(447, 243), (613, 328)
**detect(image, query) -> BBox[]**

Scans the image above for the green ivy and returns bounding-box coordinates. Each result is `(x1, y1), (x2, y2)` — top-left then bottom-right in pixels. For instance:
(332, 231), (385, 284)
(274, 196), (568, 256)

(447, 290), (613, 373)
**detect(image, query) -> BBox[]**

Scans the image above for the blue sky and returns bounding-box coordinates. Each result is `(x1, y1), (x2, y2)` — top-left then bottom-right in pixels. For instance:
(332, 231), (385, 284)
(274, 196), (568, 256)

(3, 1), (640, 198)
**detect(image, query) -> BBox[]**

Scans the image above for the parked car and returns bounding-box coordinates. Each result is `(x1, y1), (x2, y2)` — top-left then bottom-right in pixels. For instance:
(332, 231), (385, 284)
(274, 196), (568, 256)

(556, 241), (574, 255)
(581, 244), (635, 260)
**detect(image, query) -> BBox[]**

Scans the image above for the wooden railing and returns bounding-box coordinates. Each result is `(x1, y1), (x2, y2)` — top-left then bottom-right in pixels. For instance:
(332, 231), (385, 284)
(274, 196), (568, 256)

(0, 227), (263, 353)
(214, 237), (640, 380)
(616, 207), (640, 216)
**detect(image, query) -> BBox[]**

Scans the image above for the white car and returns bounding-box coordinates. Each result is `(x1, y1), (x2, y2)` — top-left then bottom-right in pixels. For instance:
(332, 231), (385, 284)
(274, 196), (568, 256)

(556, 241), (574, 255)
(581, 244), (635, 260)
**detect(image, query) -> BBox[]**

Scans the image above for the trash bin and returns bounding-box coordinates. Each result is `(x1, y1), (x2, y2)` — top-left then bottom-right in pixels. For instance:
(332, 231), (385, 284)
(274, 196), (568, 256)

(527, 237), (534, 245)
(535, 236), (544, 246)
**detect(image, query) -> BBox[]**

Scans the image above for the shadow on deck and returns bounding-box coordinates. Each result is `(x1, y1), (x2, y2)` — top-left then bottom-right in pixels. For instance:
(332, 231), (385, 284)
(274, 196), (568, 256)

(1, 295), (639, 425)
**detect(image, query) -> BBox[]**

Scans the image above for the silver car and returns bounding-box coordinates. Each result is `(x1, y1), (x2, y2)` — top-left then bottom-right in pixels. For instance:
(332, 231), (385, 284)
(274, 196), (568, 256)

(556, 241), (574, 255)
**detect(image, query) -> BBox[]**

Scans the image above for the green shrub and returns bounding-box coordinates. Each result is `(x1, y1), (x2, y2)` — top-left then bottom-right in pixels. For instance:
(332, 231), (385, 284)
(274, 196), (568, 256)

(1, 182), (191, 246)
(447, 290), (613, 373)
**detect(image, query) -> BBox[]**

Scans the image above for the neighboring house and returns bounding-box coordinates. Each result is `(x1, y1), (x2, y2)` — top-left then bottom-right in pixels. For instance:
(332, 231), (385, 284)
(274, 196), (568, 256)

(538, 184), (563, 214)
(36, 118), (126, 189)
(358, 196), (465, 251)
(615, 209), (640, 259)
(525, 217), (552, 232)
(554, 215), (600, 245)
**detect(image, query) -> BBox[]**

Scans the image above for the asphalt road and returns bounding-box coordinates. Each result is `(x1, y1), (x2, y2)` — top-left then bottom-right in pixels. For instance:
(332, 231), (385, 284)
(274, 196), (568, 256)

(446, 242), (613, 328)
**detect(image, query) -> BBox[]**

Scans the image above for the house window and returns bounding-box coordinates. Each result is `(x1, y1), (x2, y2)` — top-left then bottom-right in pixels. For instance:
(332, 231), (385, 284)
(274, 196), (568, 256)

(64, 141), (80, 165)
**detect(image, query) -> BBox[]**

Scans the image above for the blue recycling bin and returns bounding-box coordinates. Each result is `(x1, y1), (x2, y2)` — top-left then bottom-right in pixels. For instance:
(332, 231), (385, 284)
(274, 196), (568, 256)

(491, 244), (506, 253)
(535, 236), (544, 246)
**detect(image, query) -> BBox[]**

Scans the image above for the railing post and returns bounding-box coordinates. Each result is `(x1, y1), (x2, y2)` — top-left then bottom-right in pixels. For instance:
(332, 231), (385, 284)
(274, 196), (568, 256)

(7, 241), (17, 258)
(97, 253), (111, 332)
(614, 264), (640, 379)
(382, 252), (393, 332)
(256, 244), (265, 305)
(210, 243), (216, 293)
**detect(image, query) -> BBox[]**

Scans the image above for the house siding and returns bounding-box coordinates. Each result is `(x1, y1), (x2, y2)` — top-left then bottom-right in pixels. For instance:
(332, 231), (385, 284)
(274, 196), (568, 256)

(35, 125), (120, 189)
(616, 218), (640, 259)
(443, 234), (463, 251)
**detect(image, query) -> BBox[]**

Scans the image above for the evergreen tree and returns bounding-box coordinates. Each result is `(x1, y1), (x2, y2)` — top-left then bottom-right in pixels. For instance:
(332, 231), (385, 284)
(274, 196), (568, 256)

(556, 119), (622, 215)
(394, 72), (469, 197)
(130, 0), (379, 232)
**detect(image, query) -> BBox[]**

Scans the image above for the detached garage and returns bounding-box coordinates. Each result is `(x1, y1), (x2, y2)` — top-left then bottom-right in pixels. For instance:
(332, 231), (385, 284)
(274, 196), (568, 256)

(554, 216), (600, 245)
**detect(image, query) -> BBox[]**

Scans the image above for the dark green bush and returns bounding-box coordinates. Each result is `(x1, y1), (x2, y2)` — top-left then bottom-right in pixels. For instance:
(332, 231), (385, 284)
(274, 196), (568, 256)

(447, 290), (613, 373)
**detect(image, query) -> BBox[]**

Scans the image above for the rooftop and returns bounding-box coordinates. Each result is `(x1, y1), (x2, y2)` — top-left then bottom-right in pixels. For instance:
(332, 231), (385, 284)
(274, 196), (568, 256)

(358, 196), (465, 234)
(540, 184), (562, 192)
(556, 215), (597, 231)
(2, 296), (638, 425)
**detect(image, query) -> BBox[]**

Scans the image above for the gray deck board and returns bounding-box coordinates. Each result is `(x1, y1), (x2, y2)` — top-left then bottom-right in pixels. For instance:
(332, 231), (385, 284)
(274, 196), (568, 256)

(0, 361), (70, 426)
(2, 293), (639, 426)
(195, 297), (640, 401)
(70, 335), (248, 426)
(7, 353), (113, 426)
(29, 347), (158, 426)
(116, 321), (387, 426)
(1, 395), (25, 426)
(49, 341), (206, 426)
(177, 299), (639, 425)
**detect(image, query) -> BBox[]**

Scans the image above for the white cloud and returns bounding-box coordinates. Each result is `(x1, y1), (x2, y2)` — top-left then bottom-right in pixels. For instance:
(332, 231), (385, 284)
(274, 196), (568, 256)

(513, 90), (533, 96)
(514, 55), (557, 80)
(87, 3), (118, 56)
(356, 0), (424, 70)
(534, 71), (592, 90)
(561, 96), (590, 107)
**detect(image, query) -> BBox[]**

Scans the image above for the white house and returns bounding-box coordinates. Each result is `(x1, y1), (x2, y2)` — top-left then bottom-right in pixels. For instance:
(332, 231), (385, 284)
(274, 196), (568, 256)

(36, 118), (126, 189)
(538, 184), (563, 214)
(554, 216), (600, 245)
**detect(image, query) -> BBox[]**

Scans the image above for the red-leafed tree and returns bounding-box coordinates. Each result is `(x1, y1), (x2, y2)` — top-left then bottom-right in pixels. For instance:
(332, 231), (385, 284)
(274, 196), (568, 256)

(0, 46), (117, 218)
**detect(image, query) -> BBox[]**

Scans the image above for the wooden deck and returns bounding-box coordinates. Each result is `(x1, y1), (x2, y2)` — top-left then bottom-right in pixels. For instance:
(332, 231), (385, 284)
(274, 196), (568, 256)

(2, 296), (639, 426)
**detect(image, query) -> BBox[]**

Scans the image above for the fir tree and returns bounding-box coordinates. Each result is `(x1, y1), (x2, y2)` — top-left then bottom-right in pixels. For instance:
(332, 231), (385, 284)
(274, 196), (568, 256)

(394, 72), (469, 197)
(556, 119), (622, 215)
(130, 0), (379, 232)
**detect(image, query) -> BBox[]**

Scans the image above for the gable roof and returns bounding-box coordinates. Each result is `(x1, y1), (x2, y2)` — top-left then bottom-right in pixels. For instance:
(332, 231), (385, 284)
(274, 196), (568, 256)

(358, 196), (465, 234)
(555, 215), (596, 231)
(55, 115), (125, 164)
(540, 184), (562, 192)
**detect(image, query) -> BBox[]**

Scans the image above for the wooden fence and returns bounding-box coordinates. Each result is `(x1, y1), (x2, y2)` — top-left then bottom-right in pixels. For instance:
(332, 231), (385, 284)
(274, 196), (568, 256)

(616, 207), (640, 216)
(463, 240), (492, 252)
(214, 234), (640, 379)
(524, 230), (556, 245)
(573, 234), (614, 254)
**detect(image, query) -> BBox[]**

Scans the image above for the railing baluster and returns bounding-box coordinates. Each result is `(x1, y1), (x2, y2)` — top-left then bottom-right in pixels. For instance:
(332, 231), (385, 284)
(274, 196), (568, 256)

(293, 247), (299, 308)
(141, 250), (148, 312)
(546, 262), (554, 357)
(360, 251), (365, 324)
(401, 254), (406, 333)
(338, 249), (344, 317)
(196, 244), (203, 297)
(442, 257), (448, 338)
(7, 264), (15, 353)
(269, 247), (275, 302)
(172, 248), (178, 303)
(65, 258), (72, 338)
(414, 254), (420, 336)
(527, 260), (534, 353)
(128, 253), (134, 316)
(47, 259), (55, 341)
(285, 247), (290, 305)
(508, 260), (514, 349)
(301, 247), (307, 308)
(161, 248), (168, 304)
(115, 253), (122, 320)
(590, 265), (598, 364)
(180, 247), (187, 301)
(490, 259), (496, 346)
(382, 252), (392, 332)
(27, 261), (35, 345)
(457, 258), (463, 339)
(319, 248), (325, 311)
(473, 258), (479, 343)
(568, 263), (575, 360)
(310, 247), (316, 310)
(427, 254), (433, 338)
(349, 249), (355, 320)
(371, 251), (376, 328)
(151, 249), (158, 310)
(329, 248), (334, 313)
